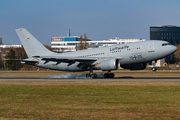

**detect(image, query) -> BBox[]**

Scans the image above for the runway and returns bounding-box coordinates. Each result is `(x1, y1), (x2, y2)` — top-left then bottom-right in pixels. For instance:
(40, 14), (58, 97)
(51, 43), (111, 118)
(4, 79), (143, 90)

(0, 77), (180, 81)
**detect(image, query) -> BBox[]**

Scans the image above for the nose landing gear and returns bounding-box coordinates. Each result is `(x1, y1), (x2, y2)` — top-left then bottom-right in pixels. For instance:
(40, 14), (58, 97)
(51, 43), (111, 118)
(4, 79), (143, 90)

(152, 67), (157, 71)
(152, 61), (157, 72)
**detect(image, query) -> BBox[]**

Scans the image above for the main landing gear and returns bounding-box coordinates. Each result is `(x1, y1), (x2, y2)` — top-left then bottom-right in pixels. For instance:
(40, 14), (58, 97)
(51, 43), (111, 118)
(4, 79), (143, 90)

(152, 61), (157, 72)
(104, 71), (115, 78)
(86, 70), (115, 78)
(86, 69), (98, 78)
(86, 73), (97, 78)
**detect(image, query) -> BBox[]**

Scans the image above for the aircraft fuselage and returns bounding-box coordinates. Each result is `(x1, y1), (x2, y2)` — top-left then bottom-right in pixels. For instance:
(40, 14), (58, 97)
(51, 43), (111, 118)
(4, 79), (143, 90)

(33, 40), (176, 72)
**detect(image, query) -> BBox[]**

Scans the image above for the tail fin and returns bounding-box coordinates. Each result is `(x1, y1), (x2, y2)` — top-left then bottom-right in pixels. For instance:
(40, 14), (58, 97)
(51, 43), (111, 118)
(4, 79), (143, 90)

(15, 28), (54, 58)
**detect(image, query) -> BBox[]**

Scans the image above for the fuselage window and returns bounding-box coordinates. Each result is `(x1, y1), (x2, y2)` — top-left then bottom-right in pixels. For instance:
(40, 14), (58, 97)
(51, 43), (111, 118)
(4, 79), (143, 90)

(162, 43), (171, 46)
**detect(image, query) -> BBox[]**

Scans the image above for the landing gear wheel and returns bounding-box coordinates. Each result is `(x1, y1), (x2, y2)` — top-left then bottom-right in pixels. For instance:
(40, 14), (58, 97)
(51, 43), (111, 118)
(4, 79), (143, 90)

(152, 67), (157, 72)
(86, 74), (91, 77)
(109, 73), (115, 78)
(87, 68), (97, 78)
(152, 61), (157, 72)
(104, 73), (115, 78)
(91, 74), (97, 78)
(104, 73), (109, 78)
(86, 73), (97, 78)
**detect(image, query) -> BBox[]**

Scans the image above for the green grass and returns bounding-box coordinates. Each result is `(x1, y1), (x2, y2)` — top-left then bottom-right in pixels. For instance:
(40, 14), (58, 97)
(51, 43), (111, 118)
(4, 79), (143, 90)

(0, 81), (180, 119)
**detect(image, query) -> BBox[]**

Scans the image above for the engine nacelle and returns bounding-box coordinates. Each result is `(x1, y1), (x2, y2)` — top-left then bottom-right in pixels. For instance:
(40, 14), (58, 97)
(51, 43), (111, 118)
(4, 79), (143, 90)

(94, 59), (120, 71)
(122, 63), (147, 70)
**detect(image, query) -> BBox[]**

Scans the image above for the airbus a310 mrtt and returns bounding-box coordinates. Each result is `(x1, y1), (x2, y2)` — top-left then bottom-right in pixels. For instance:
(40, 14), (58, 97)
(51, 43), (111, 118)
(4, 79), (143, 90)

(9, 28), (177, 78)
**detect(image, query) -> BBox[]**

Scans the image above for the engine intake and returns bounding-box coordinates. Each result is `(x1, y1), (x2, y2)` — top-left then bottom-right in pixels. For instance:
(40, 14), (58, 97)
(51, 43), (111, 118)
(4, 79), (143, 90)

(94, 59), (120, 71)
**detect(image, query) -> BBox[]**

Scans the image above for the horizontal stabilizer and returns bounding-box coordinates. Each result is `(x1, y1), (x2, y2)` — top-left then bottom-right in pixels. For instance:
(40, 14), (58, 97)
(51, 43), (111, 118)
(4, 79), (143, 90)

(5, 59), (38, 63)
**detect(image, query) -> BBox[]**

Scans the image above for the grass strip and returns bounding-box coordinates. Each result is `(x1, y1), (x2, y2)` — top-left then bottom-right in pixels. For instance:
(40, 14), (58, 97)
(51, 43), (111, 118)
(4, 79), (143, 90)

(0, 81), (180, 119)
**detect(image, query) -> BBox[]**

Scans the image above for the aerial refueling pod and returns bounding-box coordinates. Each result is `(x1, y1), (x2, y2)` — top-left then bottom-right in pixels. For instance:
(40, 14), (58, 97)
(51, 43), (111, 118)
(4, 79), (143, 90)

(121, 63), (147, 70)
(94, 59), (120, 71)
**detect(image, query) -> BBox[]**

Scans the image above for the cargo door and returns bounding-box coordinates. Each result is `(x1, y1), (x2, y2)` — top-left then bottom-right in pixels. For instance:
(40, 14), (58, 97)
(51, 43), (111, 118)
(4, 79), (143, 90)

(148, 42), (155, 52)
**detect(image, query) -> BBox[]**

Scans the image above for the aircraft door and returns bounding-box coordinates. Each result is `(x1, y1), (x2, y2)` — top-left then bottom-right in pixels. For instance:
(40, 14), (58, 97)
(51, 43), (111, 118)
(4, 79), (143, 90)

(148, 42), (155, 59)
(148, 42), (155, 52)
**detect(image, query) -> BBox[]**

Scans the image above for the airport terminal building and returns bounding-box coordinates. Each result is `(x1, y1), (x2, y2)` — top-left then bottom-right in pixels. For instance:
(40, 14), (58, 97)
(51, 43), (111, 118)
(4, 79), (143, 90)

(0, 37), (22, 51)
(51, 37), (145, 52)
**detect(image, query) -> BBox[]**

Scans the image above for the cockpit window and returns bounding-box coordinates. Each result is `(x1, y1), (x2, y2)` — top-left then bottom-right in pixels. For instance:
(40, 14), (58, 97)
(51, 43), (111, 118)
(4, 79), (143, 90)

(162, 43), (171, 46)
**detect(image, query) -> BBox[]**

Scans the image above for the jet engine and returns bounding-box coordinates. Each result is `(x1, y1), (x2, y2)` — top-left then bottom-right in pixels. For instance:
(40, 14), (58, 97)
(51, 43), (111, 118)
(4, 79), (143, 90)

(94, 59), (120, 71)
(121, 63), (147, 70)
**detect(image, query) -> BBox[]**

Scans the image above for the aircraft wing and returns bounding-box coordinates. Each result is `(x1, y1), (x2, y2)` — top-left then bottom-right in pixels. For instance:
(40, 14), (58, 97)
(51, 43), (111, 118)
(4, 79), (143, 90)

(39, 56), (123, 62)
(41, 57), (99, 61)
(6, 56), (123, 67)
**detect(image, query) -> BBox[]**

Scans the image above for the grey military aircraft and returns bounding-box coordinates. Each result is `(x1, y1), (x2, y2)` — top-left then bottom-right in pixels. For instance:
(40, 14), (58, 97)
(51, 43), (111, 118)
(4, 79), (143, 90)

(8, 28), (177, 78)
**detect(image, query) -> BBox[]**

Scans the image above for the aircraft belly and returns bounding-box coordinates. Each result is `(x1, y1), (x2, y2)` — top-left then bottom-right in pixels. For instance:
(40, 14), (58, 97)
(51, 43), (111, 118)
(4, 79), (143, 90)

(146, 52), (155, 61)
(127, 52), (146, 63)
(120, 51), (152, 65)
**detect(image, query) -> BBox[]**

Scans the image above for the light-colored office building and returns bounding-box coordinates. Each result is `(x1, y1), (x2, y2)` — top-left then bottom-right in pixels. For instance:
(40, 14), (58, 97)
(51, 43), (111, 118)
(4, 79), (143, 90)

(51, 36), (145, 52)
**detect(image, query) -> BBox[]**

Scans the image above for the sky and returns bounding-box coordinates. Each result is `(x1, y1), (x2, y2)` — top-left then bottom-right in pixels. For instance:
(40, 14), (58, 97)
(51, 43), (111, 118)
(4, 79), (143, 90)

(0, 0), (180, 45)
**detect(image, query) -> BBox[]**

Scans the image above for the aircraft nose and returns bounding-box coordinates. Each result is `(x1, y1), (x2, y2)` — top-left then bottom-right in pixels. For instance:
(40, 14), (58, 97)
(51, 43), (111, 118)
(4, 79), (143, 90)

(171, 45), (177, 53)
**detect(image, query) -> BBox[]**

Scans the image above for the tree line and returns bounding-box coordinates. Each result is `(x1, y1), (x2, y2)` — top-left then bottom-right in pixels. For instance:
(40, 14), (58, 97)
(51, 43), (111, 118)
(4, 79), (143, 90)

(173, 44), (180, 63)
(0, 45), (52, 70)
(1, 32), (90, 70)
(1, 42), (180, 70)
(79, 33), (89, 50)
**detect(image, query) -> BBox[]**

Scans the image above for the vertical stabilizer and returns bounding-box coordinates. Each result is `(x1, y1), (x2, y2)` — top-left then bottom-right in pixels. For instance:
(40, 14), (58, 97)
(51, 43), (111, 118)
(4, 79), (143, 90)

(15, 28), (54, 58)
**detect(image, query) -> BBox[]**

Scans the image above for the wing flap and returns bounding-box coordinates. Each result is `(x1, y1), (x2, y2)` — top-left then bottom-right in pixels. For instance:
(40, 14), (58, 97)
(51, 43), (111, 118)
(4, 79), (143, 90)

(41, 57), (99, 61)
